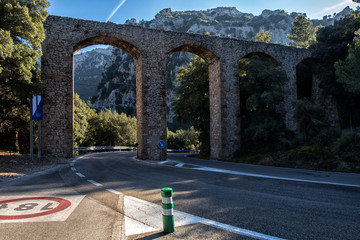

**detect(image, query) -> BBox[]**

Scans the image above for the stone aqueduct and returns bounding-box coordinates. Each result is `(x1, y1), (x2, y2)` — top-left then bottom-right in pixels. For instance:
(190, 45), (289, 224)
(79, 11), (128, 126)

(40, 15), (313, 160)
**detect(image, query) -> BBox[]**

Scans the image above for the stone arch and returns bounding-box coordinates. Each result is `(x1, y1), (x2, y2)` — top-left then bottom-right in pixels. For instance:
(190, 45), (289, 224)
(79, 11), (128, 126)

(166, 44), (222, 159)
(239, 51), (281, 68)
(167, 44), (219, 64)
(41, 15), (312, 160)
(73, 35), (141, 59)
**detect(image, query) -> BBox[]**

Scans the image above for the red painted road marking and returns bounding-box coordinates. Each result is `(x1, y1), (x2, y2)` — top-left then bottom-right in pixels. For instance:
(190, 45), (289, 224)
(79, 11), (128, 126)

(0, 197), (71, 220)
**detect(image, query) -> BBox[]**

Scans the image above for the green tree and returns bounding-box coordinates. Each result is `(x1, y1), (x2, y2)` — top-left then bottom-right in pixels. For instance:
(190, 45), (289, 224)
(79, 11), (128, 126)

(167, 126), (200, 151)
(239, 56), (291, 153)
(310, 10), (360, 128)
(254, 30), (272, 43)
(293, 99), (326, 144)
(335, 29), (360, 93)
(172, 56), (210, 155)
(0, 0), (49, 152)
(73, 93), (96, 147)
(287, 14), (318, 48)
(84, 109), (137, 146)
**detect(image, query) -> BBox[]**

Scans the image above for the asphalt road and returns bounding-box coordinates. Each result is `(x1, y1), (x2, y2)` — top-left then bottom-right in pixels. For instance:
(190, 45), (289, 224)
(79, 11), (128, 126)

(1, 152), (359, 240)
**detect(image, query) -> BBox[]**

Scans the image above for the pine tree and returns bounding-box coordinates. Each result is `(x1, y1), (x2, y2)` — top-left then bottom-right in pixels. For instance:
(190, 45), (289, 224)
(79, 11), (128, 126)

(287, 14), (318, 48)
(335, 29), (360, 93)
(254, 30), (272, 43)
(0, 0), (49, 151)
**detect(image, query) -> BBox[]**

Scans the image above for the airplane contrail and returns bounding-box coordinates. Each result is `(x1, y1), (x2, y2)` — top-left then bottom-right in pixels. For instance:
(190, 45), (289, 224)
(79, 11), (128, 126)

(106, 0), (127, 22)
(315, 0), (354, 17)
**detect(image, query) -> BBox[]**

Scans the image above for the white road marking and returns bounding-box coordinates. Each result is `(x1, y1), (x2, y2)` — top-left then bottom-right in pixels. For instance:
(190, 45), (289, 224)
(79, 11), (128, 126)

(71, 167), (76, 171)
(158, 160), (170, 165)
(0, 195), (85, 223)
(68, 155), (285, 239)
(87, 180), (102, 187)
(123, 195), (285, 239)
(75, 172), (85, 178)
(125, 216), (157, 236)
(70, 163), (75, 167)
(106, 189), (121, 195)
(194, 167), (360, 188)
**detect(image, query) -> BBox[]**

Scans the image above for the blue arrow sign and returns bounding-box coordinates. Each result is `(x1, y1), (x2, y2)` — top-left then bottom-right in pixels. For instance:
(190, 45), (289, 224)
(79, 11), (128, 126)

(158, 140), (166, 149)
(31, 95), (43, 120)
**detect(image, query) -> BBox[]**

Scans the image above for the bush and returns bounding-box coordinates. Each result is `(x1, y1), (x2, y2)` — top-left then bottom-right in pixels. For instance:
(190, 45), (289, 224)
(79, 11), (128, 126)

(167, 127), (200, 151)
(83, 109), (137, 147)
(293, 99), (327, 144)
(333, 129), (360, 154)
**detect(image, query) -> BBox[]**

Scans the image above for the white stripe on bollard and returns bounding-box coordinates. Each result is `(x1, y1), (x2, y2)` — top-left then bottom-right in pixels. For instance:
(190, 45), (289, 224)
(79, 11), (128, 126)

(162, 197), (173, 204)
(162, 209), (174, 216)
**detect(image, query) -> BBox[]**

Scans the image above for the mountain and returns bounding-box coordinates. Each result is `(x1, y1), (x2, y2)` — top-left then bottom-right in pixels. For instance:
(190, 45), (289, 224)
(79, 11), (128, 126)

(74, 6), (353, 130)
(74, 48), (112, 101)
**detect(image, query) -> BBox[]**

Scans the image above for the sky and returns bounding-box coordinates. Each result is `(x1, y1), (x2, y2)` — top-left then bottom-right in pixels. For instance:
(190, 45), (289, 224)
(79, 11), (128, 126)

(48, 0), (359, 24)
(48, 0), (359, 53)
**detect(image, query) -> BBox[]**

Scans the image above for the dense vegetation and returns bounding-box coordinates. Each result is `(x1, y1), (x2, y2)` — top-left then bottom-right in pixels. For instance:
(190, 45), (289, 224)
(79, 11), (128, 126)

(170, 10), (360, 172)
(0, 0), (49, 153)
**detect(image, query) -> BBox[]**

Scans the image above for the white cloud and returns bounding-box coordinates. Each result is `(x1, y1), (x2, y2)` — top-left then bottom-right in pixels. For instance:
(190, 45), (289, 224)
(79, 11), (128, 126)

(106, 0), (127, 22)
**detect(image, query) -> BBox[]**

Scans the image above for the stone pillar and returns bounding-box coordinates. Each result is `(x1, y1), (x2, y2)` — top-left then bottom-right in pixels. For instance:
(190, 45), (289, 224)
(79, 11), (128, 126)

(136, 51), (167, 160)
(283, 66), (298, 130)
(209, 60), (222, 159)
(219, 56), (241, 160)
(41, 41), (74, 158)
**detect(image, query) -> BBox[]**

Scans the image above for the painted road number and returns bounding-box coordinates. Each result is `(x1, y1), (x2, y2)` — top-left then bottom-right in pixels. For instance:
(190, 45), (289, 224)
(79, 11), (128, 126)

(0, 195), (84, 223)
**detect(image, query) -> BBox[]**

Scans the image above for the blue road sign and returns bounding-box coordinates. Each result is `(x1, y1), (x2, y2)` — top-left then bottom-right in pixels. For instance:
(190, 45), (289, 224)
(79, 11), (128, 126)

(158, 140), (166, 149)
(31, 95), (43, 120)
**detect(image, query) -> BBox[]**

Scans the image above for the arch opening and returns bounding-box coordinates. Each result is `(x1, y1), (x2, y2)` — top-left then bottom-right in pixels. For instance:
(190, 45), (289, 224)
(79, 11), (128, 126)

(238, 52), (290, 154)
(72, 39), (138, 151)
(166, 44), (221, 159)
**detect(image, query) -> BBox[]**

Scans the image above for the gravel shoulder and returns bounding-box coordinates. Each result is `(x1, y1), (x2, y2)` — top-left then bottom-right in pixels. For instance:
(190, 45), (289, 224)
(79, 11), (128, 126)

(0, 153), (69, 183)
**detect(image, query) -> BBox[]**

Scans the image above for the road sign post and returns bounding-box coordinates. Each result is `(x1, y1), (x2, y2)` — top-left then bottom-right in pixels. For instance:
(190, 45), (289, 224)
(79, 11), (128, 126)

(30, 96), (43, 160)
(158, 140), (166, 161)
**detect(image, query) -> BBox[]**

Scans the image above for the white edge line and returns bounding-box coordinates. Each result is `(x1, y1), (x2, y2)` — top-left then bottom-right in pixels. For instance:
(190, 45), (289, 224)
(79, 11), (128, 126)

(76, 172), (86, 178)
(193, 167), (360, 188)
(71, 167), (76, 171)
(88, 179), (103, 186)
(158, 160), (170, 165)
(201, 219), (286, 240)
(176, 163), (184, 167)
(106, 188), (121, 195)
(124, 195), (285, 240)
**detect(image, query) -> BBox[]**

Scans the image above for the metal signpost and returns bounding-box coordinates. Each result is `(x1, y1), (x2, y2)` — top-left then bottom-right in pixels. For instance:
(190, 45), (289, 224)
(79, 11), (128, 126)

(30, 96), (43, 160)
(158, 140), (166, 161)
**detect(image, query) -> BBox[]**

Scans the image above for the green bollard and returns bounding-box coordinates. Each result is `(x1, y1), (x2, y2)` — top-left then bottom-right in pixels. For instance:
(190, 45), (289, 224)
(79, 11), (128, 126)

(161, 187), (175, 233)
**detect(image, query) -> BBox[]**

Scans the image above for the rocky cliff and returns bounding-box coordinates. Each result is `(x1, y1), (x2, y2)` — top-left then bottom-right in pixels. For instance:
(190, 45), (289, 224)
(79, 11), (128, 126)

(74, 6), (352, 129)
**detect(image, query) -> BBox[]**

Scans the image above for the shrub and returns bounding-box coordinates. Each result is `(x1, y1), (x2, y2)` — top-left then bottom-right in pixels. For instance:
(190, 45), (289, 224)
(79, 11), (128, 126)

(333, 129), (360, 154)
(167, 127), (200, 151)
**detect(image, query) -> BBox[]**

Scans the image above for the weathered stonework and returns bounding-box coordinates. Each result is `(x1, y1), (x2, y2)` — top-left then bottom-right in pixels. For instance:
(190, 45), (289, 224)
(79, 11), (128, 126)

(41, 15), (313, 160)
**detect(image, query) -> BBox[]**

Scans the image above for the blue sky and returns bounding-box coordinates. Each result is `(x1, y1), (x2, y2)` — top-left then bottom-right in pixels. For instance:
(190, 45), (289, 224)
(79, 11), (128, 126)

(48, 0), (359, 23)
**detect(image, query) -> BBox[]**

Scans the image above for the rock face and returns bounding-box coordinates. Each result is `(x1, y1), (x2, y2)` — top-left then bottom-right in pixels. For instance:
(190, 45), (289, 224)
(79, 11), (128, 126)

(74, 48), (112, 101)
(74, 6), (351, 129)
